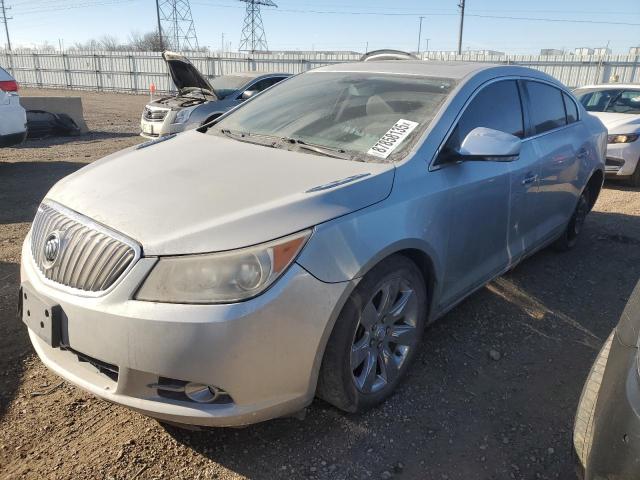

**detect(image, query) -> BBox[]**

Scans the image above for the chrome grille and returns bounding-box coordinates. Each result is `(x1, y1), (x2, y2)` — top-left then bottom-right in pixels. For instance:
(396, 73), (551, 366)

(30, 202), (140, 293)
(143, 107), (168, 121)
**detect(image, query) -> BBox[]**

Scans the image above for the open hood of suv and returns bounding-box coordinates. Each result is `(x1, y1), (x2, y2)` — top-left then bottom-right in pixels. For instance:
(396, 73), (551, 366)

(46, 131), (395, 256)
(162, 51), (216, 97)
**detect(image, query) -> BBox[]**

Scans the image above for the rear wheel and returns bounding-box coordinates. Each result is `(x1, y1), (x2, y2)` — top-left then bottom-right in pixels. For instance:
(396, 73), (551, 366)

(316, 255), (427, 412)
(553, 188), (590, 251)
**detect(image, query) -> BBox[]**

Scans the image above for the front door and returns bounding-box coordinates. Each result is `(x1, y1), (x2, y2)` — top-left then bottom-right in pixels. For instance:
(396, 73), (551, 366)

(434, 79), (529, 306)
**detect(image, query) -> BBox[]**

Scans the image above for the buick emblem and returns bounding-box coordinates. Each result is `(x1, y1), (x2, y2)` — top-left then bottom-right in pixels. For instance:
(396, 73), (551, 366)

(43, 231), (62, 268)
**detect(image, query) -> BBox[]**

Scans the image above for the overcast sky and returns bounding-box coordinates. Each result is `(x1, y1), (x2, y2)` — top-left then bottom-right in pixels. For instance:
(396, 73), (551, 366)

(5, 0), (640, 54)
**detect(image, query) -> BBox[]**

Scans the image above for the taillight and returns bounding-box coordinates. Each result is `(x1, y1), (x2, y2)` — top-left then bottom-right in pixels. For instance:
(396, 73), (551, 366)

(0, 80), (19, 92)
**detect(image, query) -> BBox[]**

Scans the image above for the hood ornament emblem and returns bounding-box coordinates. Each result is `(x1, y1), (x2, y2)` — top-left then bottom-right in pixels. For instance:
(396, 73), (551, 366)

(42, 231), (63, 269)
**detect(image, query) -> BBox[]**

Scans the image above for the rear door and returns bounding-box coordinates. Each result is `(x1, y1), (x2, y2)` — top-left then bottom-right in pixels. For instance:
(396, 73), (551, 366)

(434, 79), (534, 306)
(523, 81), (586, 244)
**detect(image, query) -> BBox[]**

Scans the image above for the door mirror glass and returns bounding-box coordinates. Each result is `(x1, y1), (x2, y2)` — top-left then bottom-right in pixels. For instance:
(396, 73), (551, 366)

(458, 127), (521, 161)
(241, 90), (256, 100)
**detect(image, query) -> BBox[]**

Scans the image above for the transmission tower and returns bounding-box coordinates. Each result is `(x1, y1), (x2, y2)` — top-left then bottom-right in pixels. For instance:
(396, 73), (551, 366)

(156, 0), (199, 51)
(238, 0), (277, 53)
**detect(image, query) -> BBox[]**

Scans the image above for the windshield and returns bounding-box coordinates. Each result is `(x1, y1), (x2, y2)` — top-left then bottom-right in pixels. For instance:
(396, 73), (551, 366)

(212, 71), (456, 161)
(210, 75), (253, 99)
(574, 88), (640, 114)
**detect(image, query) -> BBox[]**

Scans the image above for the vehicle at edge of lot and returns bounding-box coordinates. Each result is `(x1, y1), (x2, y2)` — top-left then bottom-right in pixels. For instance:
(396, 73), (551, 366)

(139, 51), (289, 138)
(574, 84), (640, 186)
(0, 65), (27, 147)
(573, 278), (640, 479)
(20, 60), (606, 428)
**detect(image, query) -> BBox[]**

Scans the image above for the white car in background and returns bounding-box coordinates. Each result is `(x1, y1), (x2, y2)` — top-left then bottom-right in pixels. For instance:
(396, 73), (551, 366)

(0, 66), (27, 147)
(574, 84), (640, 186)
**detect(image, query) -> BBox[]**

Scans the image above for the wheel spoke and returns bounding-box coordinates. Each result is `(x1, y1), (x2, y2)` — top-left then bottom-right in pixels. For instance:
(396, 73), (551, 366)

(389, 325), (418, 347)
(378, 278), (400, 316)
(351, 338), (370, 370)
(380, 346), (399, 383)
(385, 289), (415, 324)
(358, 351), (378, 393)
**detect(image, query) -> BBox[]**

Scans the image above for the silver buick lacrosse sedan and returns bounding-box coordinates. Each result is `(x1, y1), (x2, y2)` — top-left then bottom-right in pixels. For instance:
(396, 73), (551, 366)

(20, 61), (606, 427)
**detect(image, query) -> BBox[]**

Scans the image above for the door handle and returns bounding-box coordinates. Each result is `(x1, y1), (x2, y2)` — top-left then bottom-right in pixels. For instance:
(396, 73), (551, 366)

(577, 148), (589, 160)
(521, 173), (538, 185)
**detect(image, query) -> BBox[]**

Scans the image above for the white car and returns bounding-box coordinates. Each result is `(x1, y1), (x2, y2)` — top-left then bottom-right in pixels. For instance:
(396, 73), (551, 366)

(0, 66), (27, 147)
(574, 84), (640, 186)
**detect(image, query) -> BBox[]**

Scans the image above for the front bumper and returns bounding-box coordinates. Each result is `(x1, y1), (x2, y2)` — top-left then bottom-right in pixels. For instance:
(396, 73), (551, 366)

(585, 332), (640, 479)
(604, 141), (640, 177)
(140, 111), (186, 139)
(21, 237), (353, 426)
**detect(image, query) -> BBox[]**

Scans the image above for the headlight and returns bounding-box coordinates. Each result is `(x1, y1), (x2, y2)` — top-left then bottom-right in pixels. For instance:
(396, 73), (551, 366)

(608, 133), (639, 144)
(135, 230), (311, 304)
(173, 107), (194, 124)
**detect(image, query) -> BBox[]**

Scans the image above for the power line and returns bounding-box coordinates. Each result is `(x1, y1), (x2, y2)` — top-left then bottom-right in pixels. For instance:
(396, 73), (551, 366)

(191, 2), (640, 26)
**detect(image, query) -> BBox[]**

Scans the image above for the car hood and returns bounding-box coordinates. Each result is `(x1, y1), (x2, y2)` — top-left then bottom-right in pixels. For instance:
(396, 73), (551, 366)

(162, 51), (216, 97)
(46, 131), (395, 255)
(588, 112), (640, 133)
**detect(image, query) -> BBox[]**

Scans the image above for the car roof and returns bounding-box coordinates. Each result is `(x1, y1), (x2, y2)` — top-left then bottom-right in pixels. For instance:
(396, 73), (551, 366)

(224, 71), (290, 79)
(575, 83), (640, 90)
(314, 61), (501, 79)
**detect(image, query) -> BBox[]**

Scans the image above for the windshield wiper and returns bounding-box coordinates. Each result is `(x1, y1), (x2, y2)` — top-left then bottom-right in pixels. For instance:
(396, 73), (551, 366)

(282, 138), (352, 160)
(219, 129), (279, 147)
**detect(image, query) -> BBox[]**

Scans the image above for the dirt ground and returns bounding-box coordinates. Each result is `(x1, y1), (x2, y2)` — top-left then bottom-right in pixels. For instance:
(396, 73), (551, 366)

(1, 88), (639, 480)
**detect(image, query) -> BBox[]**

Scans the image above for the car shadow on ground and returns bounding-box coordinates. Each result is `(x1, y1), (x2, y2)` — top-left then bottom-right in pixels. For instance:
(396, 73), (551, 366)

(603, 180), (639, 193)
(16, 131), (140, 148)
(162, 210), (640, 480)
(0, 261), (29, 422)
(0, 161), (87, 224)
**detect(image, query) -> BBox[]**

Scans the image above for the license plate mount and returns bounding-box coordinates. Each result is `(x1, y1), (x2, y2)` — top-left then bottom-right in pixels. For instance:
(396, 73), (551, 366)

(20, 285), (62, 348)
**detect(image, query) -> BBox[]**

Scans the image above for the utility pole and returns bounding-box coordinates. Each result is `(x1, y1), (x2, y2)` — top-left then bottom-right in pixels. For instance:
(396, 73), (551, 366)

(221, 32), (224, 53)
(425, 38), (430, 52)
(155, 0), (164, 51)
(1, 0), (11, 51)
(457, 0), (465, 55)
(417, 16), (424, 54)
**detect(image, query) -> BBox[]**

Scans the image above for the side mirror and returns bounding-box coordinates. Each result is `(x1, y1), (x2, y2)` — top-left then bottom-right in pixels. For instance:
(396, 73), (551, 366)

(241, 90), (256, 101)
(458, 127), (521, 161)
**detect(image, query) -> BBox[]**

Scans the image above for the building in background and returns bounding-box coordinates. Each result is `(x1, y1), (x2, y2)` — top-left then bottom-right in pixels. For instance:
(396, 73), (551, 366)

(540, 49), (566, 56)
(575, 47), (595, 56)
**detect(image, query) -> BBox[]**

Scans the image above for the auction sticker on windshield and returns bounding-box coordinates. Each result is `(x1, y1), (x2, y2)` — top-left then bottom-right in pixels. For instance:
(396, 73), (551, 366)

(367, 119), (419, 159)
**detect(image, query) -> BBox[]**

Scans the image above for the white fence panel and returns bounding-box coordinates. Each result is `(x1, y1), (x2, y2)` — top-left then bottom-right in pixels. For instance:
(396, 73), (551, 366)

(1, 50), (638, 93)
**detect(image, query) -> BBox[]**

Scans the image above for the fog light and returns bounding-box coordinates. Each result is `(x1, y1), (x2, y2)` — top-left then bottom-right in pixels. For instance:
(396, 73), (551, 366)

(184, 383), (221, 403)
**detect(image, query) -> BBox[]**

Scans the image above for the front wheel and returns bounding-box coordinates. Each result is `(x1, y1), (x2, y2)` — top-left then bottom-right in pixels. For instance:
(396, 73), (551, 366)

(316, 255), (427, 413)
(553, 188), (590, 251)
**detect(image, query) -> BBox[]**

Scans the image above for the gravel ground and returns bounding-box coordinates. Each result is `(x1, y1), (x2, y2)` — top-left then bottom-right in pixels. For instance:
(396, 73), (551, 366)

(1, 88), (640, 480)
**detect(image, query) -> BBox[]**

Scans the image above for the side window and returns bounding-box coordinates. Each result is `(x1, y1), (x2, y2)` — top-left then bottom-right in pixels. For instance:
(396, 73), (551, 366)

(608, 91), (640, 114)
(526, 81), (567, 135)
(563, 93), (579, 123)
(436, 80), (524, 164)
(248, 78), (276, 93)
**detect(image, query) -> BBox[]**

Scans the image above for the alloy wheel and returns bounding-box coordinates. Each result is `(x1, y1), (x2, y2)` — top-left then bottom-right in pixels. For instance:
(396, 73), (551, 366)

(350, 276), (419, 394)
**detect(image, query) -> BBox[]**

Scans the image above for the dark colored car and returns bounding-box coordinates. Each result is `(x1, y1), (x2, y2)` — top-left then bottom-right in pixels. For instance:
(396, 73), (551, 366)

(140, 51), (289, 138)
(574, 279), (640, 478)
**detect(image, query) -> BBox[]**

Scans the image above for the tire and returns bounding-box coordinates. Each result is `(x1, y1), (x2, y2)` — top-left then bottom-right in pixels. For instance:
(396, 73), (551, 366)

(573, 331), (613, 474)
(553, 188), (590, 251)
(316, 255), (427, 413)
(629, 160), (640, 188)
